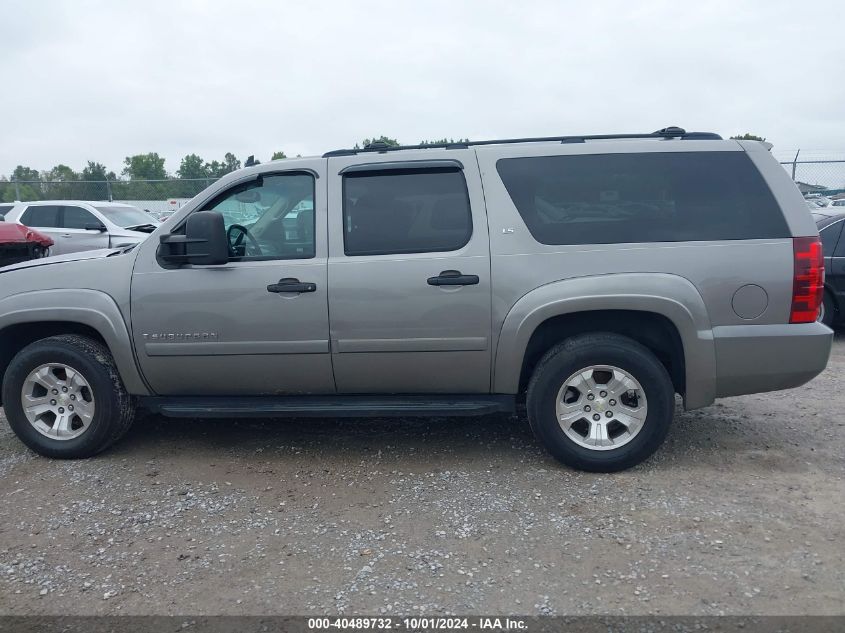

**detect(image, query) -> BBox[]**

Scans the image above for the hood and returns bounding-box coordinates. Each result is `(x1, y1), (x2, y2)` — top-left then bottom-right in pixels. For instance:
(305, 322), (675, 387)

(0, 223), (54, 247)
(109, 229), (150, 241)
(0, 247), (120, 273)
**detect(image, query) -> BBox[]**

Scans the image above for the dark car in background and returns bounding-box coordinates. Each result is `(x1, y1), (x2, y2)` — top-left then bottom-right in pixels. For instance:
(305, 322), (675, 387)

(815, 212), (845, 326)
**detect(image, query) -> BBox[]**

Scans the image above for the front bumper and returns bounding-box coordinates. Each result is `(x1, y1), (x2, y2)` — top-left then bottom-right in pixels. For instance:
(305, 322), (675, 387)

(712, 321), (833, 398)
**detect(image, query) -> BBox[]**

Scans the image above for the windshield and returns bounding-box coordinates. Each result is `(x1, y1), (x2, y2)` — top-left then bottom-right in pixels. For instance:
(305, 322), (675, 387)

(92, 205), (158, 228)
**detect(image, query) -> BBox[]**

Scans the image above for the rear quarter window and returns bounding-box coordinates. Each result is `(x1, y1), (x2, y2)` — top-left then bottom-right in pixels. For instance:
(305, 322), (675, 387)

(496, 152), (790, 245)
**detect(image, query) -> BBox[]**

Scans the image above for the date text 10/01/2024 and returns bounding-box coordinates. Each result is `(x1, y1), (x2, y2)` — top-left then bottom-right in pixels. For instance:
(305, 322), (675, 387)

(307, 617), (527, 630)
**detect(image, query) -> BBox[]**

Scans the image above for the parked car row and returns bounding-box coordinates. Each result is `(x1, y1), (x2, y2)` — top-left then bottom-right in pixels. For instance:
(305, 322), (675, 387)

(806, 195), (845, 212)
(0, 201), (158, 257)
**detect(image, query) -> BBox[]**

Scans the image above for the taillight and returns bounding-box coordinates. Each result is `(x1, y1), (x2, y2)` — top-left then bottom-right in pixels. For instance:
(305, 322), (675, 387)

(790, 236), (824, 323)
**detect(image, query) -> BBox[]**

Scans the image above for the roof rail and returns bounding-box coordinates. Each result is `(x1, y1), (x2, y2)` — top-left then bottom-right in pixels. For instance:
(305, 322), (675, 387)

(323, 127), (722, 157)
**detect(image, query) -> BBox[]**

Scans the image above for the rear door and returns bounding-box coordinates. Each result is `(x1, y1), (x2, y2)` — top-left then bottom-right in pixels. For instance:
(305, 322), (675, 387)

(326, 151), (493, 393)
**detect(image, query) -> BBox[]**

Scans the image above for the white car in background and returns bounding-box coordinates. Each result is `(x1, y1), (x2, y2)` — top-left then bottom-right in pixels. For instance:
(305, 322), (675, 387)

(3, 201), (159, 256)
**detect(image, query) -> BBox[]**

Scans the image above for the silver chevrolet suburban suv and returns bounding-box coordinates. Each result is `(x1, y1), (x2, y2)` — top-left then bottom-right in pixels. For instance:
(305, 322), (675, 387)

(0, 127), (832, 472)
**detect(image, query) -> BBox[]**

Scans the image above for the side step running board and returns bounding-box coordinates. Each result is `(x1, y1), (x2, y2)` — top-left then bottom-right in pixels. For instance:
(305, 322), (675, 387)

(139, 395), (516, 418)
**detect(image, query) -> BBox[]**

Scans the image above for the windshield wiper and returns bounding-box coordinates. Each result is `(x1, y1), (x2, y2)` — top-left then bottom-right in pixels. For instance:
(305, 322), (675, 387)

(124, 223), (158, 233)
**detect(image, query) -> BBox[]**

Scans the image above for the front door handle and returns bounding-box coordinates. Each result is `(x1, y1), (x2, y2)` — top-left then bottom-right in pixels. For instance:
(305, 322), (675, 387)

(267, 277), (317, 293)
(427, 270), (480, 286)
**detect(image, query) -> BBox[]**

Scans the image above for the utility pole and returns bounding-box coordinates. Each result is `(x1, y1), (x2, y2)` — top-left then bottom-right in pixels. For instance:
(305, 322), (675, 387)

(792, 149), (800, 181)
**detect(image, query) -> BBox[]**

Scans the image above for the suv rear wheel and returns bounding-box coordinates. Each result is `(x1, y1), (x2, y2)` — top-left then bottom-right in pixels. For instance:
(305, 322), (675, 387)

(526, 333), (674, 472)
(2, 335), (135, 458)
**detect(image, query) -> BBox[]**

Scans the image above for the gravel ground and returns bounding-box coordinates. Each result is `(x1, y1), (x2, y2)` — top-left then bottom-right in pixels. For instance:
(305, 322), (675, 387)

(1, 338), (844, 616)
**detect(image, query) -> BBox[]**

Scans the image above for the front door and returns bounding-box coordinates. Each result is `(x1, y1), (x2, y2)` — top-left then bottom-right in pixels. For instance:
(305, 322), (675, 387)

(327, 151), (492, 393)
(130, 162), (335, 395)
(58, 205), (111, 253)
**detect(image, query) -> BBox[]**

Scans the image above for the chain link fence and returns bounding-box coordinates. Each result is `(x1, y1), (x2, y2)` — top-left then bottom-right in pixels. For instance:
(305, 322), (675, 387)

(775, 153), (845, 197)
(0, 178), (220, 217)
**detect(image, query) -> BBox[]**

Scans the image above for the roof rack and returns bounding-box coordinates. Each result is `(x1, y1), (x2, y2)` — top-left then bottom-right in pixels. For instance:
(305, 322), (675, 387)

(323, 127), (722, 157)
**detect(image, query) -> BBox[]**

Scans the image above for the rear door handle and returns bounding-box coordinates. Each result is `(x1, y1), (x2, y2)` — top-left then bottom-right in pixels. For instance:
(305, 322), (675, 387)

(267, 277), (317, 293)
(427, 270), (480, 286)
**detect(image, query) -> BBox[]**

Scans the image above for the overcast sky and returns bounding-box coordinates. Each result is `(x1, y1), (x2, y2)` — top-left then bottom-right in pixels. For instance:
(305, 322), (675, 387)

(1, 0), (843, 177)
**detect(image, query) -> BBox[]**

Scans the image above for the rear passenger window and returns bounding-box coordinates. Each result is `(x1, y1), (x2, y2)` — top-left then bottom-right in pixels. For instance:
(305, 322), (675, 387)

(496, 152), (790, 245)
(21, 205), (60, 228)
(343, 168), (472, 256)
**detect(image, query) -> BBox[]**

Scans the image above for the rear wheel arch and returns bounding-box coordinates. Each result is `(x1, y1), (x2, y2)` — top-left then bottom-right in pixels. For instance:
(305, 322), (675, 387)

(517, 310), (686, 396)
(492, 275), (716, 409)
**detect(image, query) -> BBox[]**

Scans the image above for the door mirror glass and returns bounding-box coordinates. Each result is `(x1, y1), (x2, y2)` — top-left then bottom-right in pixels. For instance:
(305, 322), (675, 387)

(185, 211), (229, 265)
(159, 211), (229, 266)
(85, 223), (107, 232)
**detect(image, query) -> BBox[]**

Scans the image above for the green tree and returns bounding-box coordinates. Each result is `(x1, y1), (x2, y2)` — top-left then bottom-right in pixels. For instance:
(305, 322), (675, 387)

(205, 160), (225, 178)
(81, 161), (114, 181)
(41, 164), (79, 199)
(121, 153), (167, 199)
(177, 154), (209, 179)
(122, 153), (167, 180)
(271, 151), (287, 160)
(9, 166), (42, 201)
(42, 164), (78, 181)
(80, 161), (115, 202)
(730, 133), (766, 142)
(223, 152), (241, 173)
(12, 165), (40, 182)
(420, 138), (470, 146)
(206, 152), (242, 178)
(354, 136), (400, 149)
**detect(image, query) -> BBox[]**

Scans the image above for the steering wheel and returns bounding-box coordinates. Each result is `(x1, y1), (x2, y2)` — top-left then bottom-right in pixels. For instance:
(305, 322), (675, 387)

(227, 224), (264, 257)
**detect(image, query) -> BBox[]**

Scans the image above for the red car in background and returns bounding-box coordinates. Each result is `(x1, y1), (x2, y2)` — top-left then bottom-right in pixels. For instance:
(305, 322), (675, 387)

(0, 207), (54, 267)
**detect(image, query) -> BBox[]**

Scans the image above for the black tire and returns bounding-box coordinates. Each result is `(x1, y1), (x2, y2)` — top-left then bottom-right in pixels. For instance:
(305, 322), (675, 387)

(526, 333), (674, 472)
(819, 290), (835, 328)
(1, 335), (135, 458)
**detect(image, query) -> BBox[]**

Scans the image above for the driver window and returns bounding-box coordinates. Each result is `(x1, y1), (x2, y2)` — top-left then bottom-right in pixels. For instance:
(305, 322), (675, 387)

(202, 173), (316, 261)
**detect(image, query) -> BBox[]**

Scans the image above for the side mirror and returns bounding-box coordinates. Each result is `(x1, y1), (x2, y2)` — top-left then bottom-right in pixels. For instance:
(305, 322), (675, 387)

(85, 222), (107, 232)
(159, 211), (229, 266)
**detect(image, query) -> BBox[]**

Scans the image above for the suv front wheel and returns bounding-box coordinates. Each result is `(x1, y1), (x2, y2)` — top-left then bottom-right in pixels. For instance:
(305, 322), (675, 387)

(526, 333), (674, 472)
(2, 335), (135, 458)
